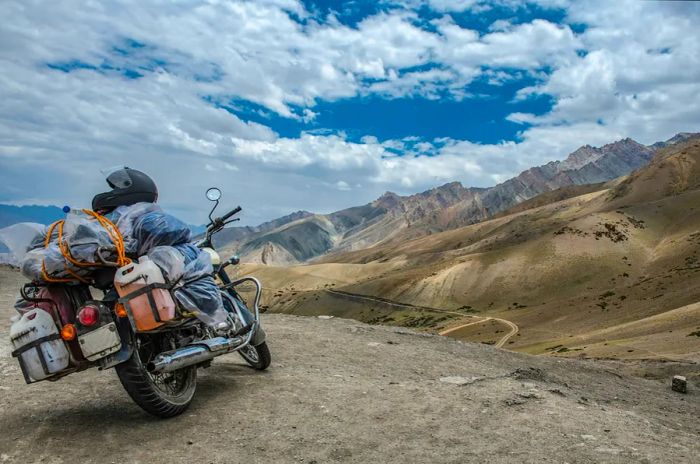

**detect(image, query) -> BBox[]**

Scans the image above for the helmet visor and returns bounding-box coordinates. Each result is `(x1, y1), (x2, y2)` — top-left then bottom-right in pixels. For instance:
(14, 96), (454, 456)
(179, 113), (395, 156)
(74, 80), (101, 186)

(101, 165), (132, 189)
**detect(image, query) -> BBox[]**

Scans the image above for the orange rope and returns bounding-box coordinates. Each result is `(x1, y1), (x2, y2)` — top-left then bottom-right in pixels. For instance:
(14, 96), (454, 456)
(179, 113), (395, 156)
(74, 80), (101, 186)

(41, 261), (90, 284)
(44, 220), (60, 247)
(56, 220), (98, 268)
(40, 209), (131, 283)
(83, 209), (131, 267)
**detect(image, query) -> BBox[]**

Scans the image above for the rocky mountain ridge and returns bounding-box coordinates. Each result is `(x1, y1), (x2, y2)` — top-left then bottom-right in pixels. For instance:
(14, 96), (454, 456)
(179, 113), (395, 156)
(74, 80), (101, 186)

(212, 209), (313, 248)
(216, 133), (695, 264)
(0, 204), (64, 229)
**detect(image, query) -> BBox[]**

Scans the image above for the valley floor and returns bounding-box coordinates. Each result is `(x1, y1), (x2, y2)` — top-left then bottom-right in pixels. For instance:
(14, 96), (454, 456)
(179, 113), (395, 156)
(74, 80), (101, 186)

(1, 268), (699, 463)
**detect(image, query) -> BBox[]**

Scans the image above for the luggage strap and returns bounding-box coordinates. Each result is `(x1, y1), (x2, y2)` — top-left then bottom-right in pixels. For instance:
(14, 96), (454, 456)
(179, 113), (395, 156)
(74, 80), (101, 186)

(11, 333), (62, 358)
(118, 282), (172, 324)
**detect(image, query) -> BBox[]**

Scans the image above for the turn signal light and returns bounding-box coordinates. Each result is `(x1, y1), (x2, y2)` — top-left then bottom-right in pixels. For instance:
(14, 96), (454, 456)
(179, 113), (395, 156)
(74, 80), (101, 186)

(115, 303), (128, 318)
(78, 305), (100, 326)
(60, 323), (77, 341)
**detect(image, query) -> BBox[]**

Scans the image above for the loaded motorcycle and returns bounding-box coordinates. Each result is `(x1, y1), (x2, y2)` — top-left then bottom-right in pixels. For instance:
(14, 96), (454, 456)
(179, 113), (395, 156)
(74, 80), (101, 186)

(10, 187), (270, 418)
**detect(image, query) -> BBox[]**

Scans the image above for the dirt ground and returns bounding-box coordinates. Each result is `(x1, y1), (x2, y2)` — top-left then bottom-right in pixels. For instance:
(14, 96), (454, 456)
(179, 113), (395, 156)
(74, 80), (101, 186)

(1, 267), (699, 463)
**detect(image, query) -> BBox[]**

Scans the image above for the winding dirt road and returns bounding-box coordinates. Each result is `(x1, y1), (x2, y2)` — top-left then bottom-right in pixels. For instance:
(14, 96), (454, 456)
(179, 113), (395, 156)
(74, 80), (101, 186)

(493, 318), (519, 347)
(326, 289), (519, 348)
(439, 316), (519, 347)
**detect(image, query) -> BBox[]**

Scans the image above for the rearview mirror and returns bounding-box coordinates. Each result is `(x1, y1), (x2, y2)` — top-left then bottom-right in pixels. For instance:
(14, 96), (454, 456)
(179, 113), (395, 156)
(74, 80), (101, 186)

(206, 187), (222, 201)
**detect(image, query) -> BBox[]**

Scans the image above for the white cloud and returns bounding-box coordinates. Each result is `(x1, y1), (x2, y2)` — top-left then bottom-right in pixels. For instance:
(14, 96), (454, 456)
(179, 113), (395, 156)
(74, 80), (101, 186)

(434, 17), (581, 72)
(335, 181), (351, 191)
(0, 0), (699, 224)
(424, 0), (482, 13)
(512, 0), (700, 143)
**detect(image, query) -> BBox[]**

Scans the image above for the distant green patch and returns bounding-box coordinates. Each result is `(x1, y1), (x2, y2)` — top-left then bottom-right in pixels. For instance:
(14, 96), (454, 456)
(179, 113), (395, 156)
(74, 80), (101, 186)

(457, 305), (479, 313)
(545, 345), (564, 351)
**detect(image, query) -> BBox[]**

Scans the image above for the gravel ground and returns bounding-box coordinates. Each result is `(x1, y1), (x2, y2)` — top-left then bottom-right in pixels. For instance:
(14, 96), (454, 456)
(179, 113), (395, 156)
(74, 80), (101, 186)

(1, 267), (698, 463)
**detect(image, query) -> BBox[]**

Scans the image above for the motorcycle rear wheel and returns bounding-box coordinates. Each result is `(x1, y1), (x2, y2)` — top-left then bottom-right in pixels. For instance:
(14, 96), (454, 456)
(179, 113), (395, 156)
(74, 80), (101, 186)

(116, 333), (197, 418)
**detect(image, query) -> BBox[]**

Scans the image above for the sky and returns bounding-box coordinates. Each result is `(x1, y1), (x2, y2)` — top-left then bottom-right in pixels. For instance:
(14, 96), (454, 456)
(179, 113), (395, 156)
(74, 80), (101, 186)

(1, 0), (699, 225)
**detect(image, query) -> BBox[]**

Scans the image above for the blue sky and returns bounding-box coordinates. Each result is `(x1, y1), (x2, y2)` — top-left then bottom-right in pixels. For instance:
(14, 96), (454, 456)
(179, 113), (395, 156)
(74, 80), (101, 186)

(1, 0), (699, 225)
(218, 1), (563, 144)
(227, 77), (554, 144)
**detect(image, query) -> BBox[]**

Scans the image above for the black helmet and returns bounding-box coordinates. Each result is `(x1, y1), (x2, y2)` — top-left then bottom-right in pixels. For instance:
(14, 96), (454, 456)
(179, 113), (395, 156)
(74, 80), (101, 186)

(92, 167), (158, 213)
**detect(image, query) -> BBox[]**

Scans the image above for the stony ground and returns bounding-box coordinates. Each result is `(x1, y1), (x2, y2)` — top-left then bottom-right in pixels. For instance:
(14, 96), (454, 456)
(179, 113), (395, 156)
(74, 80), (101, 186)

(1, 267), (698, 463)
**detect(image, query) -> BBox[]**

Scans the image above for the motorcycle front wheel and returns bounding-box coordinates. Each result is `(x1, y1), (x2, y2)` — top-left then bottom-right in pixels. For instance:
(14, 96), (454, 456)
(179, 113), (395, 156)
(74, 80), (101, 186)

(239, 341), (271, 370)
(116, 333), (197, 418)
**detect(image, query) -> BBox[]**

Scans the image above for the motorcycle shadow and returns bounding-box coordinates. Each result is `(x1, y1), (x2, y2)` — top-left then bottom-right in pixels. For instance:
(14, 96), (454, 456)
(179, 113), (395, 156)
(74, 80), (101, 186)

(194, 359), (270, 400)
(2, 396), (160, 431)
(2, 361), (269, 432)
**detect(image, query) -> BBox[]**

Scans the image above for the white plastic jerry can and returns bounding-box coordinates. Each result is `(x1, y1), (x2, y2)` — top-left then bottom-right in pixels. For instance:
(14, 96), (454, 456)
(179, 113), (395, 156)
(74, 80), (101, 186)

(10, 308), (70, 382)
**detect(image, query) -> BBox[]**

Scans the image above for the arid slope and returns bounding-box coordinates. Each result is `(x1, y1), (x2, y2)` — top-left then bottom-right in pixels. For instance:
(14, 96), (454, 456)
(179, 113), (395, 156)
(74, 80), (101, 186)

(223, 135), (683, 265)
(243, 137), (700, 361)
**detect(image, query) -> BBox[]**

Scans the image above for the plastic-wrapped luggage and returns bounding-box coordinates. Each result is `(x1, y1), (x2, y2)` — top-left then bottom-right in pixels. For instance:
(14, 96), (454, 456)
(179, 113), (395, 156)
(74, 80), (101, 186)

(21, 245), (91, 282)
(116, 244), (226, 328)
(146, 246), (185, 283)
(20, 210), (116, 282)
(62, 210), (114, 262)
(112, 203), (191, 256)
(115, 206), (225, 326)
(19, 202), (225, 327)
(0, 223), (46, 266)
(171, 244), (226, 326)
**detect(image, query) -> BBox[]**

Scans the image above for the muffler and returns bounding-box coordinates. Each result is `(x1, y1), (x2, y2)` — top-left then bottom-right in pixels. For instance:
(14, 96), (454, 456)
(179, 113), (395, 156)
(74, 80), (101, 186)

(147, 336), (240, 373)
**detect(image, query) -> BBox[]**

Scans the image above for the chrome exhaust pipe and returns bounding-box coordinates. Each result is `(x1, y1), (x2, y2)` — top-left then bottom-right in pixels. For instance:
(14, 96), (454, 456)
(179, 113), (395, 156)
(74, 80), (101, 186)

(147, 336), (241, 374)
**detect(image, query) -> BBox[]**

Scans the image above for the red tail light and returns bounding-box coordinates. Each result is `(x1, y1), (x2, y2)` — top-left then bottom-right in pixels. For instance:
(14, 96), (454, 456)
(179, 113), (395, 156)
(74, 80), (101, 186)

(77, 305), (100, 326)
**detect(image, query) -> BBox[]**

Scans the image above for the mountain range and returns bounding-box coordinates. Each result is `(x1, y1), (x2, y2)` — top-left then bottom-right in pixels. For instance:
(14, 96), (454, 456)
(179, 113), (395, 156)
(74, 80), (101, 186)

(0, 204), (64, 229)
(220, 133), (696, 265)
(2, 132), (696, 268)
(0, 204), (206, 237)
(242, 133), (700, 361)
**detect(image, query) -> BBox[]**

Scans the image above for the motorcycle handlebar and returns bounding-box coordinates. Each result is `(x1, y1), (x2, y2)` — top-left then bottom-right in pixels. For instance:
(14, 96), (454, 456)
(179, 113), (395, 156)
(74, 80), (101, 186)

(208, 205), (242, 232)
(221, 206), (242, 221)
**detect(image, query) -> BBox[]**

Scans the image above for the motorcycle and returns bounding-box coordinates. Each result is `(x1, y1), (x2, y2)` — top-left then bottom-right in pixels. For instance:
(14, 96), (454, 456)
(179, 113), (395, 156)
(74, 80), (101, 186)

(10, 187), (270, 418)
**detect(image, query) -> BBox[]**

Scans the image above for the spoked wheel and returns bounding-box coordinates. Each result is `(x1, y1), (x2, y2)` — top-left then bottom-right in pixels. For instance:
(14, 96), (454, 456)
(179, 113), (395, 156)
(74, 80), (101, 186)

(116, 333), (197, 418)
(239, 341), (271, 370)
(220, 292), (272, 371)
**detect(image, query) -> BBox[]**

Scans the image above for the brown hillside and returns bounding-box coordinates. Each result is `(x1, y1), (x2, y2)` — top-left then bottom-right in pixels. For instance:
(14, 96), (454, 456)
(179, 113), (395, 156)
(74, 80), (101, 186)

(609, 137), (700, 206)
(241, 137), (700, 362)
